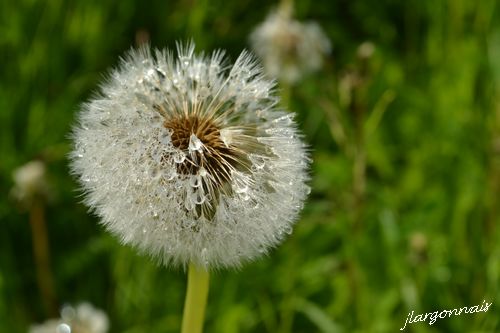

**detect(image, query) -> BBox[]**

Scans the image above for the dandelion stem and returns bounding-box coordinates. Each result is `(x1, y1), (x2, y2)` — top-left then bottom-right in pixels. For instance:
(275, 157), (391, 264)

(30, 199), (57, 316)
(181, 263), (210, 333)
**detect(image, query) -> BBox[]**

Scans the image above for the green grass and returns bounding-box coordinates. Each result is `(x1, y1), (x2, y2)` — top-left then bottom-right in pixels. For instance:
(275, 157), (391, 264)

(1, 0), (499, 332)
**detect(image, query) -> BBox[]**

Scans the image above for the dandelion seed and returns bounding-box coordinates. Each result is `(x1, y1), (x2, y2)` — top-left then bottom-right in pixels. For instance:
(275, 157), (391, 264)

(70, 42), (310, 269)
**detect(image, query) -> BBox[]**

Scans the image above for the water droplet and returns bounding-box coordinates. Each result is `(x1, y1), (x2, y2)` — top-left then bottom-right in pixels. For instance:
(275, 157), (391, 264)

(156, 68), (166, 80)
(135, 92), (150, 105)
(163, 168), (176, 181)
(235, 184), (248, 194)
(219, 128), (232, 147)
(145, 68), (155, 80)
(152, 150), (163, 163)
(199, 167), (207, 177)
(184, 197), (194, 211)
(142, 227), (147, 234)
(182, 219), (196, 228)
(149, 167), (161, 180)
(199, 87), (210, 98)
(274, 114), (293, 125)
(201, 248), (209, 265)
(189, 175), (202, 188)
(160, 132), (171, 145)
(305, 186), (311, 195)
(174, 151), (186, 163)
(180, 56), (190, 67)
(250, 155), (266, 170)
(188, 134), (203, 152)
(193, 191), (206, 205)
(57, 323), (71, 333)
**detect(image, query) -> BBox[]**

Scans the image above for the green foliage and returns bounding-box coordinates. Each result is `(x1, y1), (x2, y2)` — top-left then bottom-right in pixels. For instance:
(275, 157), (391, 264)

(1, 0), (499, 332)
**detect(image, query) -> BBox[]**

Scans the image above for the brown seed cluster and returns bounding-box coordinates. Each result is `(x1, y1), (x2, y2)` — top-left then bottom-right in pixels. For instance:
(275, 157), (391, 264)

(163, 115), (236, 183)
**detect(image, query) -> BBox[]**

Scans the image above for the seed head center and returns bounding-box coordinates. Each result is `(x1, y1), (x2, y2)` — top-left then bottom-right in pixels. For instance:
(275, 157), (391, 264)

(163, 115), (233, 178)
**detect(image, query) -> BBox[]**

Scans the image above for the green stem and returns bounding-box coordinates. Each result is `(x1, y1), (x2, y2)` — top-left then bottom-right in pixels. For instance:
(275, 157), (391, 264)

(30, 199), (57, 316)
(181, 263), (210, 333)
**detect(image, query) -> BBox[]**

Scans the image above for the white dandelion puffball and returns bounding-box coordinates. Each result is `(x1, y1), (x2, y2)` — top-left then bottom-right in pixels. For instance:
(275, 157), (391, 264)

(11, 160), (50, 205)
(30, 302), (109, 333)
(70, 42), (310, 269)
(250, 6), (331, 84)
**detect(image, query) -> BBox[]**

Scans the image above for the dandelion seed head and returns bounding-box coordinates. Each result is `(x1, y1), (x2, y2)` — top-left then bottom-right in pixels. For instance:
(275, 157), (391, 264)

(70, 42), (310, 269)
(30, 303), (109, 333)
(11, 160), (50, 205)
(250, 6), (331, 84)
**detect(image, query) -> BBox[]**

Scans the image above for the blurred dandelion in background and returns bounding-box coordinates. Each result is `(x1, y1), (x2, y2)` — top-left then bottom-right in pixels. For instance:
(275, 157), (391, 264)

(29, 303), (109, 333)
(11, 160), (51, 206)
(249, 1), (331, 84)
(11, 160), (57, 316)
(70, 42), (310, 333)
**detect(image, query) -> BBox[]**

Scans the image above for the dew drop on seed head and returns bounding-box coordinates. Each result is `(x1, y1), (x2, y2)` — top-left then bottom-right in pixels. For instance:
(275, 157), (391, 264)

(201, 248), (209, 265)
(184, 198), (194, 211)
(163, 168), (176, 181)
(160, 132), (171, 145)
(156, 68), (166, 80)
(189, 175), (202, 188)
(180, 56), (190, 67)
(192, 191), (206, 205)
(174, 151), (186, 163)
(219, 128), (232, 147)
(250, 155), (266, 170)
(145, 68), (156, 80)
(305, 186), (311, 195)
(235, 184), (248, 194)
(152, 151), (163, 163)
(149, 167), (161, 180)
(188, 134), (203, 152)
(199, 166), (207, 177)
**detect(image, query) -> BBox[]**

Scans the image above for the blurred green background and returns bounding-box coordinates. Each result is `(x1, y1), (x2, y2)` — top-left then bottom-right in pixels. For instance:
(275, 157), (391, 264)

(1, 0), (500, 332)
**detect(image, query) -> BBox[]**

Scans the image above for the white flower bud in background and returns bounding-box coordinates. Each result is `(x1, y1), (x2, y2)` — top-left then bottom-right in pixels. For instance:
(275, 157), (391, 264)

(11, 160), (50, 205)
(249, 5), (331, 84)
(70, 42), (310, 269)
(30, 303), (109, 333)
(357, 41), (375, 60)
